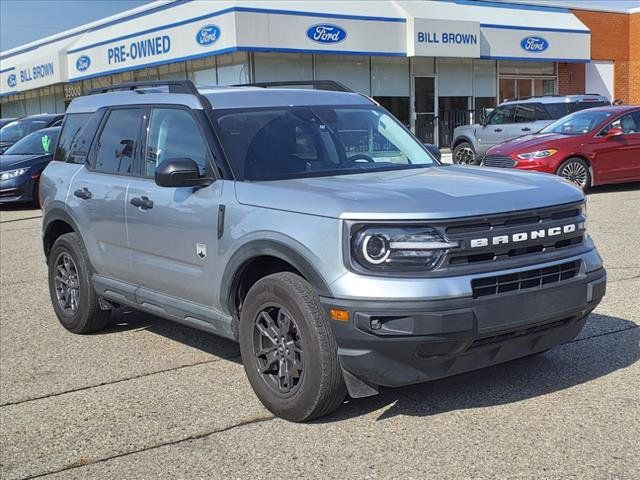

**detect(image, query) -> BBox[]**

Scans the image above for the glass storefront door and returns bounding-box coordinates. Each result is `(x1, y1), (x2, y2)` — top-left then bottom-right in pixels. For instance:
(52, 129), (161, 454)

(411, 76), (437, 145)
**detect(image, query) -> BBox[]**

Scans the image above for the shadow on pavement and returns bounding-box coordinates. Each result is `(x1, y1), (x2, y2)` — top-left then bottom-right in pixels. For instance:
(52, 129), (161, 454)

(320, 313), (638, 423)
(587, 181), (640, 195)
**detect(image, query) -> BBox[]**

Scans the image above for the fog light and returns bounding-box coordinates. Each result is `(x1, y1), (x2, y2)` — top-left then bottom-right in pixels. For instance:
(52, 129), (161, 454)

(370, 318), (382, 330)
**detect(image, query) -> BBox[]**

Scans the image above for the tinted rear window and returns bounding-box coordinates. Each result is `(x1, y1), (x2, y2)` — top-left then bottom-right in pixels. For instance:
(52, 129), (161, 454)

(543, 101), (610, 119)
(54, 113), (91, 163)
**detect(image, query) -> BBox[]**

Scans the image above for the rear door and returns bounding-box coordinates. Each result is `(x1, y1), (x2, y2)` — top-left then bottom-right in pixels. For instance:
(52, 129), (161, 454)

(592, 110), (640, 183)
(125, 106), (223, 306)
(67, 108), (144, 280)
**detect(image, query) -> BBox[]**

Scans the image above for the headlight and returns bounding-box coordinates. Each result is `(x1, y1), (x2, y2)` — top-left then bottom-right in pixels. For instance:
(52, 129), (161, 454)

(516, 149), (557, 160)
(351, 226), (458, 272)
(0, 168), (28, 181)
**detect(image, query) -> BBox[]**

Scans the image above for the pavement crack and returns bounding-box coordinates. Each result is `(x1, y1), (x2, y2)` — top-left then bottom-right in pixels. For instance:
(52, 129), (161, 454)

(608, 274), (640, 283)
(0, 215), (42, 224)
(0, 355), (241, 408)
(568, 324), (638, 344)
(19, 414), (275, 480)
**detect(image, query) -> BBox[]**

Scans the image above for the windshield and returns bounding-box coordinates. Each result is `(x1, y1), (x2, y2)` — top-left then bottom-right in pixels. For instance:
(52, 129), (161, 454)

(0, 119), (49, 143)
(4, 128), (59, 155)
(214, 106), (437, 181)
(540, 110), (614, 136)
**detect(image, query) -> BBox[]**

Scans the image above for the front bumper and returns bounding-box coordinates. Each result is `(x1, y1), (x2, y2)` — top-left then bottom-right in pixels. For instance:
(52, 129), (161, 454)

(322, 259), (606, 389)
(0, 176), (36, 204)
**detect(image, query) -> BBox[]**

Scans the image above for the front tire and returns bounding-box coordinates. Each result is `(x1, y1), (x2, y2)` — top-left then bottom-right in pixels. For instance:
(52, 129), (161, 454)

(453, 141), (477, 165)
(557, 158), (591, 190)
(239, 272), (346, 422)
(48, 232), (111, 333)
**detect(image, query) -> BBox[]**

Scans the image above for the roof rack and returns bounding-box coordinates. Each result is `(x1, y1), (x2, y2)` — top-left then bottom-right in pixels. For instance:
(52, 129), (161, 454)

(87, 80), (212, 109)
(506, 93), (607, 102)
(233, 80), (353, 93)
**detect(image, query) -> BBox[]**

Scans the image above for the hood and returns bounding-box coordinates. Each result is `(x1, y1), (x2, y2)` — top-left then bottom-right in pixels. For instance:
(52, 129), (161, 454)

(235, 166), (583, 220)
(488, 133), (581, 155)
(0, 154), (47, 171)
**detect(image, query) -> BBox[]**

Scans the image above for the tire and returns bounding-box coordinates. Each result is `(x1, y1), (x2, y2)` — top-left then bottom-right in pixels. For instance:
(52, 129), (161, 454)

(48, 232), (111, 334)
(32, 182), (40, 209)
(452, 141), (477, 165)
(239, 272), (346, 422)
(557, 158), (591, 190)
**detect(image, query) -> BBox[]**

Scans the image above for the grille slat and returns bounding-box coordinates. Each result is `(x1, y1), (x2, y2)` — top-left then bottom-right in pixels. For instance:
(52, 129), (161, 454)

(471, 261), (579, 298)
(483, 155), (516, 168)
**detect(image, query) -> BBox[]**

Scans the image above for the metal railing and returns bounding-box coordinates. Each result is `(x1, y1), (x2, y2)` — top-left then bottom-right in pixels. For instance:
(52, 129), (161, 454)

(415, 109), (486, 147)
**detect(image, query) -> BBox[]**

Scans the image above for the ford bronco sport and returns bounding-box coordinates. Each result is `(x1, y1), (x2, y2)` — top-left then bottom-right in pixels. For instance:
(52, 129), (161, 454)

(41, 80), (606, 422)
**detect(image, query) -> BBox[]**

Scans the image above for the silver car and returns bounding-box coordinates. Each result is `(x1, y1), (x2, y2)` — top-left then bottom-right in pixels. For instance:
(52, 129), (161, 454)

(452, 94), (610, 164)
(41, 81), (606, 421)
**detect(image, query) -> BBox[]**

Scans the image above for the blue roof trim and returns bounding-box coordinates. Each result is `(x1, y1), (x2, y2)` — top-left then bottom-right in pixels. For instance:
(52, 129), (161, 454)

(0, 66), (16, 74)
(481, 55), (589, 63)
(68, 46), (406, 82)
(446, 0), (570, 13)
(233, 6), (405, 23)
(68, 7), (235, 54)
(3, 3), (404, 61)
(0, 0), (193, 61)
(0, 90), (19, 97)
(481, 23), (590, 34)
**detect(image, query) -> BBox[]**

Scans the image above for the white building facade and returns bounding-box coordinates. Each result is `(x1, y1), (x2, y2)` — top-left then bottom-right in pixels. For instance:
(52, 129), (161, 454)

(0, 0), (591, 145)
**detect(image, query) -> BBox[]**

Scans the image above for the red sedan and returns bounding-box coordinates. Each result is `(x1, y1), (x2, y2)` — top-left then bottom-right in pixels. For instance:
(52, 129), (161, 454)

(484, 106), (640, 189)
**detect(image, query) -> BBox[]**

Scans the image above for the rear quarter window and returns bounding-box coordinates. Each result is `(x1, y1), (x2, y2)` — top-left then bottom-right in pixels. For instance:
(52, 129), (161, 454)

(54, 112), (103, 164)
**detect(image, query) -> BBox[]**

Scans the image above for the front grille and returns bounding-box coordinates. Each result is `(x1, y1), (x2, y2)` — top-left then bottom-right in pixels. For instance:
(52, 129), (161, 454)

(471, 261), (580, 298)
(444, 203), (585, 269)
(483, 155), (516, 168)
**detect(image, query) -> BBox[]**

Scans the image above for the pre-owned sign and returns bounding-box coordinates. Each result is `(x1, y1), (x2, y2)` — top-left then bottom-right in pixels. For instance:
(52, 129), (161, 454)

(408, 18), (480, 57)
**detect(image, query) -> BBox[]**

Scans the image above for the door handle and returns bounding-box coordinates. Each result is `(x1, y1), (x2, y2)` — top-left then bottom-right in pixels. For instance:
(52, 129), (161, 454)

(521, 127), (531, 132)
(493, 128), (503, 132)
(73, 187), (92, 200)
(130, 196), (154, 210)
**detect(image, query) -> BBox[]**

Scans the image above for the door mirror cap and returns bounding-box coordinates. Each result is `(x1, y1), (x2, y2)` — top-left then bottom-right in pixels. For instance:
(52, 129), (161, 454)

(606, 127), (624, 138)
(154, 158), (213, 188)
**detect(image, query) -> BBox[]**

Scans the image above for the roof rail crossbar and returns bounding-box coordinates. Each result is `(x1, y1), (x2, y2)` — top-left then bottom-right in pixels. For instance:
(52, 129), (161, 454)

(233, 80), (353, 93)
(87, 80), (212, 109)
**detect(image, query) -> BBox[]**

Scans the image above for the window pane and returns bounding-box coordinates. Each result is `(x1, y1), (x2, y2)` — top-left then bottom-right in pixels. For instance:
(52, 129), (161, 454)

(514, 104), (537, 123)
(488, 105), (515, 124)
(254, 53), (313, 83)
(371, 57), (409, 97)
(145, 109), (208, 177)
(54, 113), (91, 162)
(217, 52), (249, 85)
(94, 109), (143, 174)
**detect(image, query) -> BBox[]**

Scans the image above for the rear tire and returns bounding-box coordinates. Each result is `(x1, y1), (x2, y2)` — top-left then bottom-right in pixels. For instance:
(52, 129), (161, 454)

(48, 232), (111, 333)
(557, 158), (591, 190)
(453, 141), (477, 165)
(239, 272), (346, 422)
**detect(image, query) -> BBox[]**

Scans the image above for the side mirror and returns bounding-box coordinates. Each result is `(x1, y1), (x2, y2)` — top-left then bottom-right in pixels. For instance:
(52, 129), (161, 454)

(154, 158), (213, 188)
(606, 127), (624, 138)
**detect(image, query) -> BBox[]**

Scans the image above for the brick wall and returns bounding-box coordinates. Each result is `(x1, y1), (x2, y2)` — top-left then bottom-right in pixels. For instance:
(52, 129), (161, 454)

(558, 63), (585, 95)
(571, 9), (638, 104)
(629, 13), (640, 104)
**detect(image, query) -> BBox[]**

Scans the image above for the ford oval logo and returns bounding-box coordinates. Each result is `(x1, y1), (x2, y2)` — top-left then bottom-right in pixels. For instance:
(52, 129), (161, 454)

(76, 55), (91, 71)
(521, 36), (549, 53)
(7, 73), (17, 88)
(196, 25), (220, 46)
(306, 24), (347, 44)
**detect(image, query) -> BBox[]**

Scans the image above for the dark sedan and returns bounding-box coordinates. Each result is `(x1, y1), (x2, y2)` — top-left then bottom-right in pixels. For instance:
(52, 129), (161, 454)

(0, 127), (60, 208)
(0, 114), (63, 153)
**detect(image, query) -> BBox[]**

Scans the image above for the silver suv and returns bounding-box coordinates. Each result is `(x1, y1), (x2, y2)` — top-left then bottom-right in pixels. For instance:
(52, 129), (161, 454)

(41, 81), (606, 422)
(452, 94), (610, 164)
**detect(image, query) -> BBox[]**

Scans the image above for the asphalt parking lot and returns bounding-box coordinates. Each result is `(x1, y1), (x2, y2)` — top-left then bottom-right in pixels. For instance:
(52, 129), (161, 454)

(1, 183), (638, 480)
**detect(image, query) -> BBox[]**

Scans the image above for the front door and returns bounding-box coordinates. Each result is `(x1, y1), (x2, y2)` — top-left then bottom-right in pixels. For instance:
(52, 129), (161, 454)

(125, 107), (223, 307)
(411, 76), (437, 145)
(592, 111), (640, 183)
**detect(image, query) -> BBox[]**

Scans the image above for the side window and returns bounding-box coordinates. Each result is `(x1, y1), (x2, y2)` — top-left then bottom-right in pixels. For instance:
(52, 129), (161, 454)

(94, 109), (144, 174)
(54, 113), (91, 162)
(145, 108), (209, 177)
(514, 104), (537, 123)
(488, 105), (515, 125)
(611, 114), (639, 134)
(534, 104), (550, 121)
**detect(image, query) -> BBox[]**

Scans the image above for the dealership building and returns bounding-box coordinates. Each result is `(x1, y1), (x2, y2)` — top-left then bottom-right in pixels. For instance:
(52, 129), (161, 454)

(1, 0), (639, 146)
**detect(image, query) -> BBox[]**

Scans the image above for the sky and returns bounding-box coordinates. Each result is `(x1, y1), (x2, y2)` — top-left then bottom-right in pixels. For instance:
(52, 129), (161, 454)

(1, 0), (639, 51)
